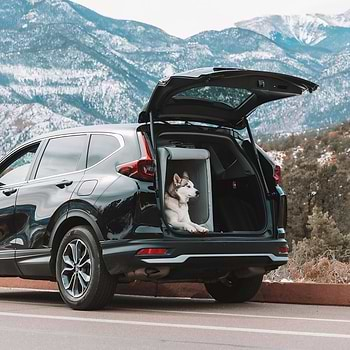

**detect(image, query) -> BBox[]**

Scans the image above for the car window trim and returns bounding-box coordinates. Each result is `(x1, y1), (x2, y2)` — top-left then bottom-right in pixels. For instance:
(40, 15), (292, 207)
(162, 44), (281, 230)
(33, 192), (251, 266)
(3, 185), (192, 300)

(0, 131), (125, 187)
(26, 140), (47, 182)
(85, 132), (124, 169)
(25, 132), (124, 184)
(27, 168), (86, 185)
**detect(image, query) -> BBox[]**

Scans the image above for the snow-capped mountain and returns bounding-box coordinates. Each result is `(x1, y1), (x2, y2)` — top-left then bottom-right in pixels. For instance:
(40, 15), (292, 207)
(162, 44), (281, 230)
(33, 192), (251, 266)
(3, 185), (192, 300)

(0, 0), (349, 154)
(236, 11), (350, 48)
(318, 9), (350, 27)
(237, 14), (330, 46)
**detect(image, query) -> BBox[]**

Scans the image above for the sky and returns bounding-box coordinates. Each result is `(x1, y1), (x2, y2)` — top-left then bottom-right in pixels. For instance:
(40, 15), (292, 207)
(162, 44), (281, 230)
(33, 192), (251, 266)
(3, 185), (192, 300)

(72, 0), (350, 38)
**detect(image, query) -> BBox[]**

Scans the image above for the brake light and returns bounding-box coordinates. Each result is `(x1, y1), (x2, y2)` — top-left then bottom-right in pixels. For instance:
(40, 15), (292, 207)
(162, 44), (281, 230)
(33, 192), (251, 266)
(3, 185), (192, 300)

(117, 133), (155, 181)
(118, 159), (155, 181)
(278, 245), (289, 254)
(273, 165), (282, 185)
(136, 248), (168, 255)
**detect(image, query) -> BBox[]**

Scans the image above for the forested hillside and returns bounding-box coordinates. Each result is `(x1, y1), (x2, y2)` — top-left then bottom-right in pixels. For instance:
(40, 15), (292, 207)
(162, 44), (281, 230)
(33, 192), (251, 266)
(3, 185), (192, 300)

(0, 0), (349, 155)
(263, 122), (350, 282)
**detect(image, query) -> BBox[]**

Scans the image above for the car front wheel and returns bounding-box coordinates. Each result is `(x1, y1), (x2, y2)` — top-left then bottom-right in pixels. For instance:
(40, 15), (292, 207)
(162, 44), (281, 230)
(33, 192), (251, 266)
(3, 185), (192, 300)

(204, 273), (263, 303)
(56, 225), (116, 310)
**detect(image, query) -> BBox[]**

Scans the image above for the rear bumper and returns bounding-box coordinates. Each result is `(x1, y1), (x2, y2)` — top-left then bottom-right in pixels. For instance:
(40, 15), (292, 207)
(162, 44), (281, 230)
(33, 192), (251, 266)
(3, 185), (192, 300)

(101, 237), (288, 281)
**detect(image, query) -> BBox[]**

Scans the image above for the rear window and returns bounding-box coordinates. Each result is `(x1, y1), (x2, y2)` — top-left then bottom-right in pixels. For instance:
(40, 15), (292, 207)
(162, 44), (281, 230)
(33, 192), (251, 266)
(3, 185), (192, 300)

(36, 135), (86, 179)
(87, 134), (121, 167)
(174, 86), (252, 108)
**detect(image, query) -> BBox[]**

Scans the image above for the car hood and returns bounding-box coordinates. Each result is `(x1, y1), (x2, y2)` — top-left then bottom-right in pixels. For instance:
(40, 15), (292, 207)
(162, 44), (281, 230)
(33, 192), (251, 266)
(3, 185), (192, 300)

(139, 67), (318, 128)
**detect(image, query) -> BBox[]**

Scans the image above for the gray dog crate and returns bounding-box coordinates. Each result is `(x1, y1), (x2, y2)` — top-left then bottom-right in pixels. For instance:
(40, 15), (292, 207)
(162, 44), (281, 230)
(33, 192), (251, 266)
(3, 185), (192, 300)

(158, 147), (213, 231)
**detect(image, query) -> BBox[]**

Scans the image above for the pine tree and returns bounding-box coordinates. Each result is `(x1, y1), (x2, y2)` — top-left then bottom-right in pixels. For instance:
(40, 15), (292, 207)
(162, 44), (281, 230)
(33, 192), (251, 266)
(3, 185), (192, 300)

(306, 206), (348, 261)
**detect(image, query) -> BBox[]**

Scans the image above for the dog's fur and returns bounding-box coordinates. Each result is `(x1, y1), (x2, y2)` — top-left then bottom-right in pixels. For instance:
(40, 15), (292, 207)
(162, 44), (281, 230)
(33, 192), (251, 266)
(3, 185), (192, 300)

(164, 172), (209, 234)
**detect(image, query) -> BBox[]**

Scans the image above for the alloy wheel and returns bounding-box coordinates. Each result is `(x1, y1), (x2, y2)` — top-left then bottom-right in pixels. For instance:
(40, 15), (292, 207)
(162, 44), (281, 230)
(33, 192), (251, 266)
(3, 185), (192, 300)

(60, 239), (92, 298)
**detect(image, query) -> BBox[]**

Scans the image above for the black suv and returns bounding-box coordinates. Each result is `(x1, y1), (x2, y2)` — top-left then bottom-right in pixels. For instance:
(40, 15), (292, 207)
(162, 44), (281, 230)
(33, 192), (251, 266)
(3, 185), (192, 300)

(0, 68), (317, 309)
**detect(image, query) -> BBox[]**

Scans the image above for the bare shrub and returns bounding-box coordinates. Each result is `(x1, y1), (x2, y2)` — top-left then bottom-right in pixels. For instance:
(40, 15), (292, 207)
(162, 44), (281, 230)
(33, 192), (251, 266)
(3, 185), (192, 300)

(266, 255), (350, 284)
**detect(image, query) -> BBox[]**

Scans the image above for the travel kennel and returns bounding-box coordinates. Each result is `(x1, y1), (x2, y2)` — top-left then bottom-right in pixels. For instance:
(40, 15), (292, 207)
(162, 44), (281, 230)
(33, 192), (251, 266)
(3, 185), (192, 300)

(158, 147), (214, 232)
(155, 129), (267, 234)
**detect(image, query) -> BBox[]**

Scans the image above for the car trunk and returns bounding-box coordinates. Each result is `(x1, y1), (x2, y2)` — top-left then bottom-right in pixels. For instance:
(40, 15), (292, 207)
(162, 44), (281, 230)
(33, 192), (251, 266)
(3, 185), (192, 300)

(139, 68), (317, 236)
(155, 127), (267, 235)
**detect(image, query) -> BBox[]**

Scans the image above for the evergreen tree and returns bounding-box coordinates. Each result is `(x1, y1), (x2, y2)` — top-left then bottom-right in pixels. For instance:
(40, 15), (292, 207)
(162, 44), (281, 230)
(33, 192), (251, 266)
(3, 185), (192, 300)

(306, 206), (343, 258)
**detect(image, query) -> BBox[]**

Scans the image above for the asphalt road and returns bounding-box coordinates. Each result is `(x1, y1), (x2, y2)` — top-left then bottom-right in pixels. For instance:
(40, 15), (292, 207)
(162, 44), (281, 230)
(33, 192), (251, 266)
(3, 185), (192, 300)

(0, 287), (349, 350)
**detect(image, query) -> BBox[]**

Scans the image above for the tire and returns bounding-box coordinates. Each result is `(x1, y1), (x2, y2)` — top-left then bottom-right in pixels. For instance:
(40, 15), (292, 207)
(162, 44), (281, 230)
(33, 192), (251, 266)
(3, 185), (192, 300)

(205, 273), (263, 303)
(56, 225), (116, 310)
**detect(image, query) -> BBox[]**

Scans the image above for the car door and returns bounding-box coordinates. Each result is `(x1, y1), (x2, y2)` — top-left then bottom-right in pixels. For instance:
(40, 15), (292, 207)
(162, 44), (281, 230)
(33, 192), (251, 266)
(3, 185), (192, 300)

(0, 142), (40, 275)
(14, 134), (88, 276)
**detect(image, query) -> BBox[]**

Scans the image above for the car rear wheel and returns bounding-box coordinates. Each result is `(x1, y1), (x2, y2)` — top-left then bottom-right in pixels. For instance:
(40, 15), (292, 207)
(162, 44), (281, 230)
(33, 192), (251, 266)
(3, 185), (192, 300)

(204, 273), (263, 303)
(56, 225), (116, 310)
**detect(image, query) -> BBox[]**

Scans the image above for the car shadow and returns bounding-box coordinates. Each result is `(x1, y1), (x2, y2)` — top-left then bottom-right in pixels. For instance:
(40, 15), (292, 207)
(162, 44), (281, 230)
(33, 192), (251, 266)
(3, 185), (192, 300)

(0, 289), (63, 305)
(109, 294), (263, 312)
(0, 289), (263, 312)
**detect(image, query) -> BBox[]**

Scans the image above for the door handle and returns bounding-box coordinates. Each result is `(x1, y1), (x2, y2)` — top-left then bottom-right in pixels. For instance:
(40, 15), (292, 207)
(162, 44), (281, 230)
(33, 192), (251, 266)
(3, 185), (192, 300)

(2, 188), (17, 196)
(56, 180), (73, 189)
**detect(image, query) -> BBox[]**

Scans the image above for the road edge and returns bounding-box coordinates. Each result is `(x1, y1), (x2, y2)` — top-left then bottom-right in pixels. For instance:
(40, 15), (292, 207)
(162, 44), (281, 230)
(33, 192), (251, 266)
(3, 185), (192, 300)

(0, 278), (349, 306)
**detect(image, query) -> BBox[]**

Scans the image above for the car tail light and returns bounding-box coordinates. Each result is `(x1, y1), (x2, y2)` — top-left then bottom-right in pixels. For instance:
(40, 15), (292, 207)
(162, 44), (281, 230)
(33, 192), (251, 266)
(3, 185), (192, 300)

(117, 159), (155, 181)
(273, 165), (282, 185)
(278, 245), (289, 254)
(117, 133), (155, 182)
(136, 248), (168, 255)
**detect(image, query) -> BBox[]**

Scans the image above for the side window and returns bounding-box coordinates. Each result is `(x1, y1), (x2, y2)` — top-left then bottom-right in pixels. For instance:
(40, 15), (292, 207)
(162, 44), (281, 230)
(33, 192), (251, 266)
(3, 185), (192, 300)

(0, 144), (39, 186)
(36, 135), (86, 179)
(87, 134), (121, 167)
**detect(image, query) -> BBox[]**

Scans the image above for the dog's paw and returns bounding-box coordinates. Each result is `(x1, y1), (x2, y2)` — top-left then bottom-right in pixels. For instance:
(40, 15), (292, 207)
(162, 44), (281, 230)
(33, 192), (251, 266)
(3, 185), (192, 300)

(184, 224), (197, 233)
(193, 225), (209, 234)
(197, 226), (209, 235)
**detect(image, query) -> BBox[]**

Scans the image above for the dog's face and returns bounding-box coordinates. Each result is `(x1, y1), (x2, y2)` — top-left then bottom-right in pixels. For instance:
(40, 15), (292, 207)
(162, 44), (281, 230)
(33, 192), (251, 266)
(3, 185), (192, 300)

(168, 172), (199, 203)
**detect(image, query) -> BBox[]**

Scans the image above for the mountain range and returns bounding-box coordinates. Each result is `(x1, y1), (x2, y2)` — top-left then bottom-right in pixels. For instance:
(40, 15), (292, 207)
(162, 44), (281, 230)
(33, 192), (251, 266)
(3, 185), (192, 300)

(0, 0), (349, 155)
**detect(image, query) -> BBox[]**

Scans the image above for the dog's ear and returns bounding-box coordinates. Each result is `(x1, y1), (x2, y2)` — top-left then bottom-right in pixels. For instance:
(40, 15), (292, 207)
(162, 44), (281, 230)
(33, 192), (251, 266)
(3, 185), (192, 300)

(173, 173), (181, 186)
(182, 171), (189, 180)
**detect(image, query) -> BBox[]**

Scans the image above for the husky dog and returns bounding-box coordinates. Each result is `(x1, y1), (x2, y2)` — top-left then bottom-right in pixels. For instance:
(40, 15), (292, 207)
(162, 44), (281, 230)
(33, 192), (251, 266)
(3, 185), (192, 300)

(164, 172), (209, 234)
